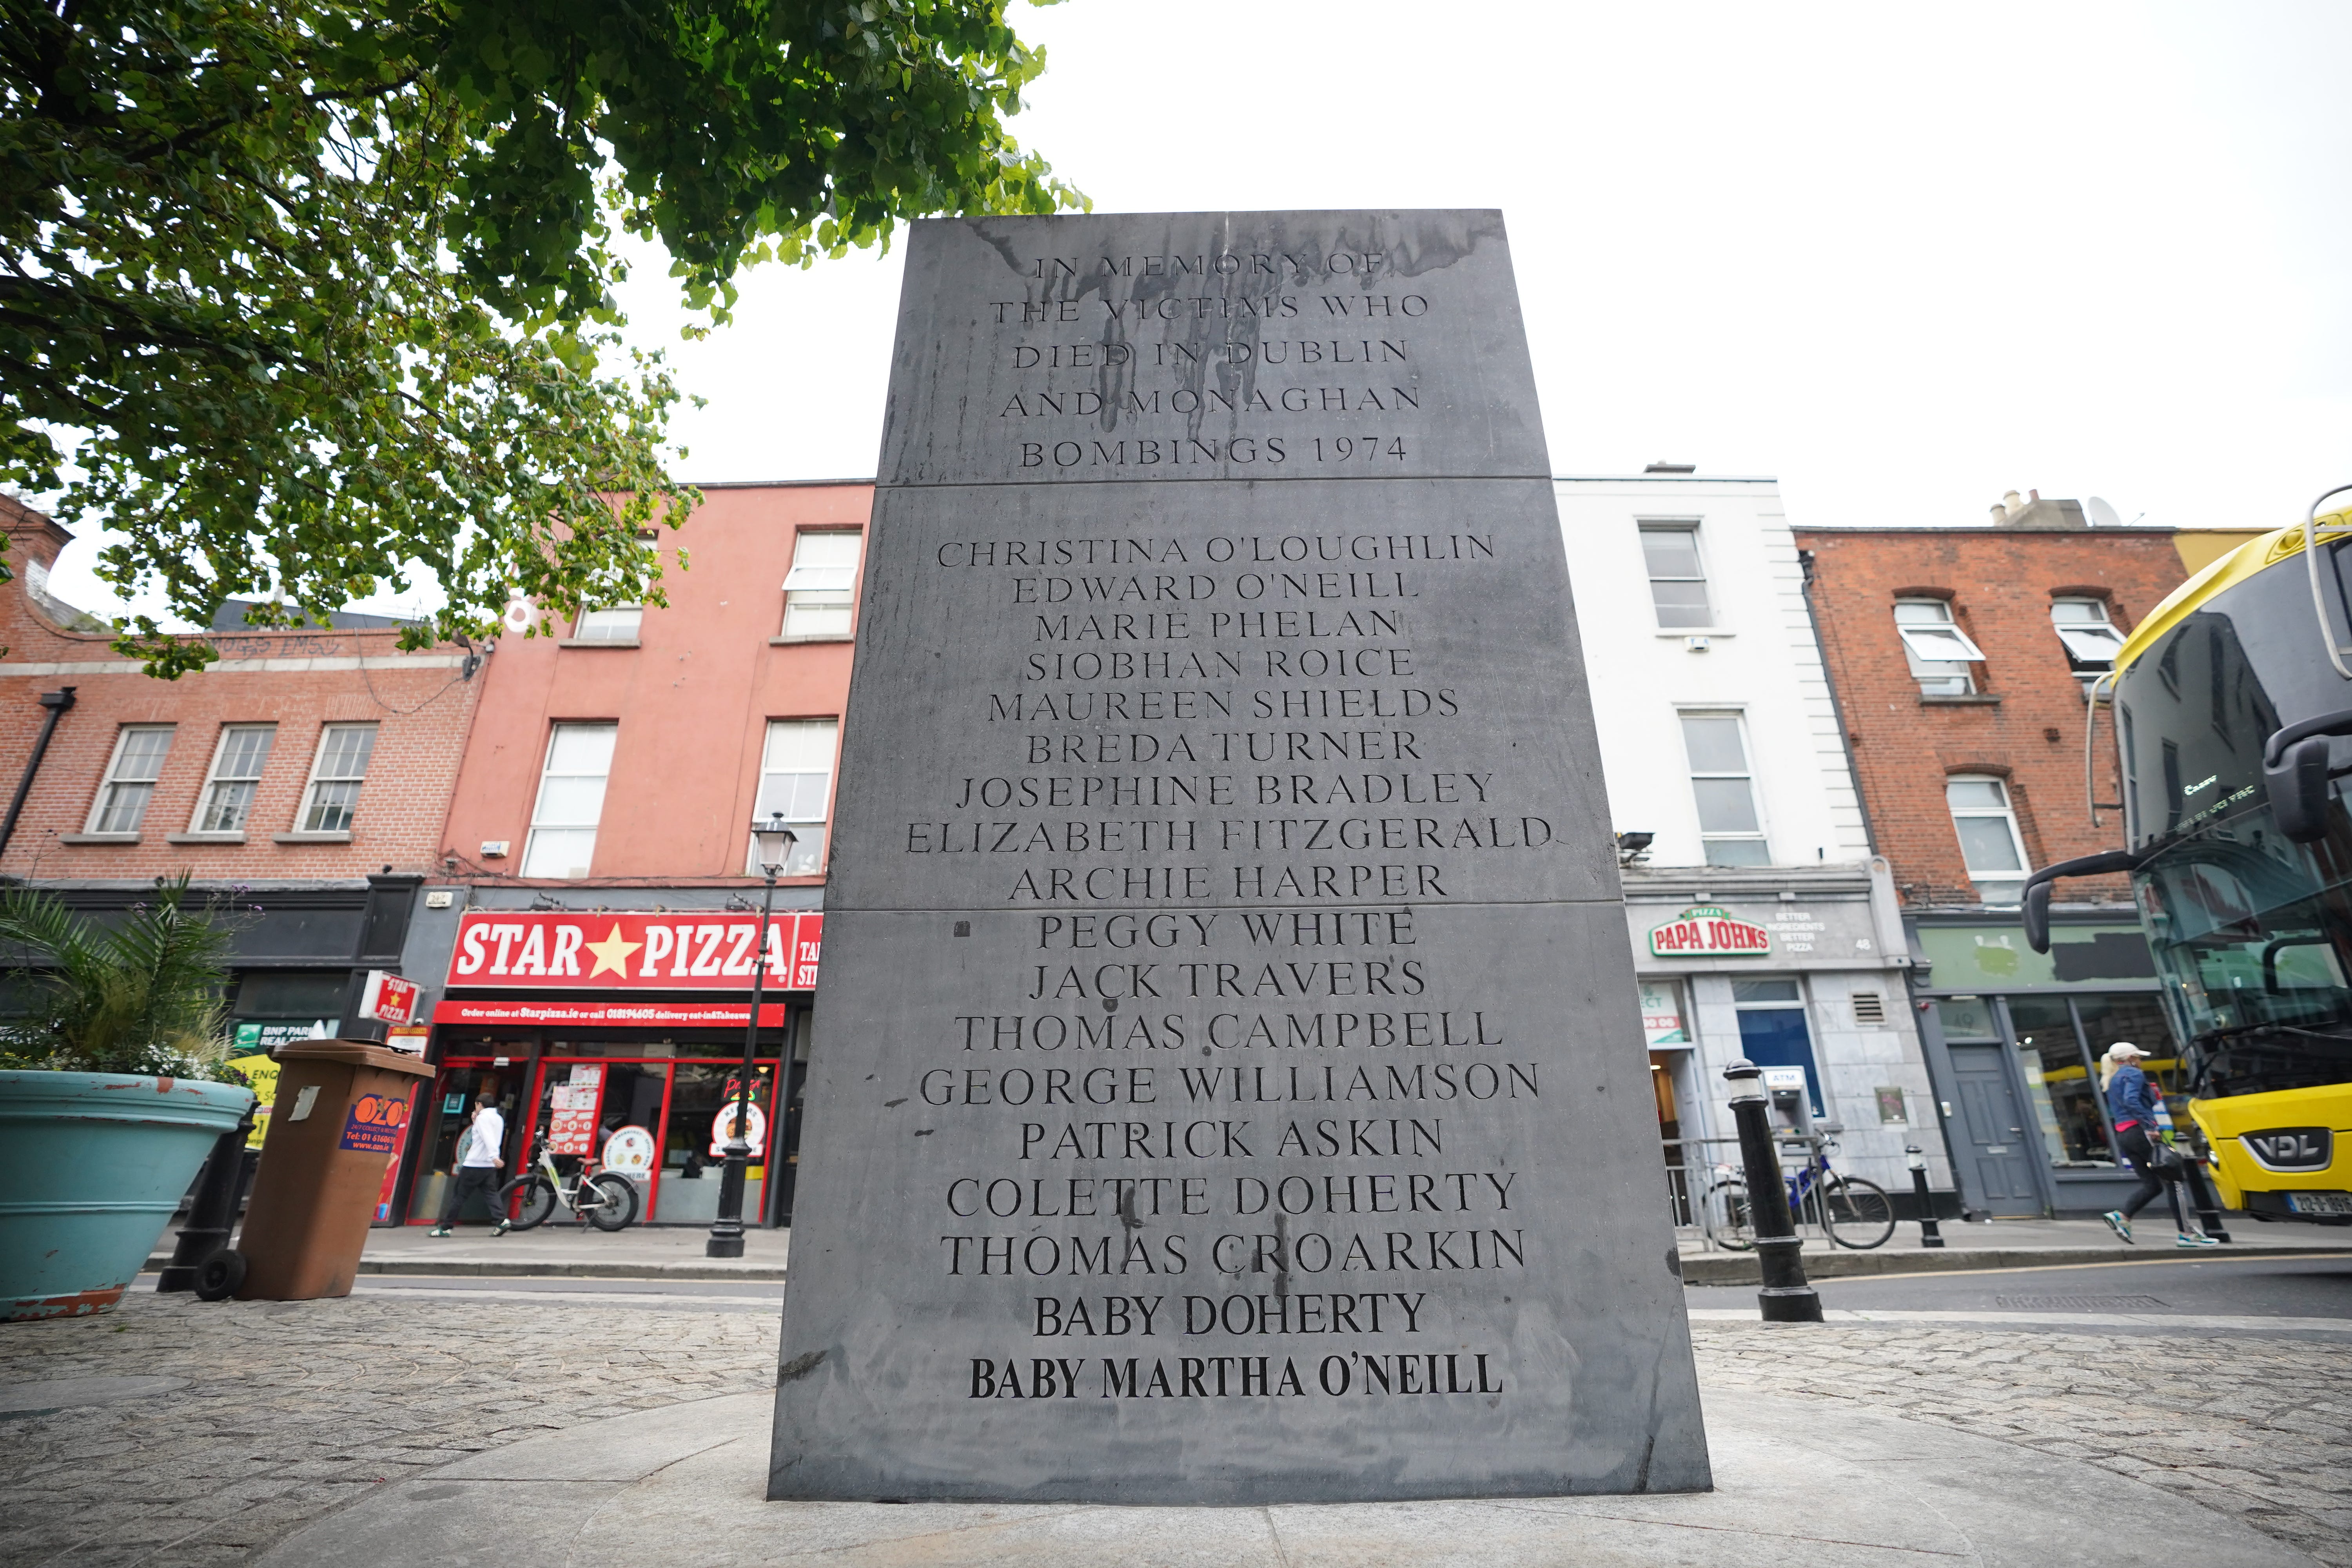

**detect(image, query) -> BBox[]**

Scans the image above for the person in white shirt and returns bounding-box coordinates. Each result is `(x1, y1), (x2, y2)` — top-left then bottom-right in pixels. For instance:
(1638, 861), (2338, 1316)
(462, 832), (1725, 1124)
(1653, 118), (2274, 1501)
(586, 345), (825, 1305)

(428, 1091), (506, 1235)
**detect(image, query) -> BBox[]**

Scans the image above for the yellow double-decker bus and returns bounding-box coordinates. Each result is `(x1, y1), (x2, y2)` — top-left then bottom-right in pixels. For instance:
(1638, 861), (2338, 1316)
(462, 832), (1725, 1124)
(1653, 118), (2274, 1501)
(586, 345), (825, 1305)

(2024, 491), (2352, 1226)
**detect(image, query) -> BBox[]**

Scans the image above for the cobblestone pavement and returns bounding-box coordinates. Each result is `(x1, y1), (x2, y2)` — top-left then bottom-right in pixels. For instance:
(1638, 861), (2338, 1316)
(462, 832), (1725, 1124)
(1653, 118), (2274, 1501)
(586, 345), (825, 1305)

(0, 1293), (773, 1568)
(1695, 1323), (2352, 1567)
(2, 1298), (2346, 1566)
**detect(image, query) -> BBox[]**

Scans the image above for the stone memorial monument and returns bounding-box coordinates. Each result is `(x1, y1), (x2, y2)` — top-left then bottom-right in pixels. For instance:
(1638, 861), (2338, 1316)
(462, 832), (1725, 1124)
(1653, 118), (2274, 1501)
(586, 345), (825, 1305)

(770, 210), (1710, 1503)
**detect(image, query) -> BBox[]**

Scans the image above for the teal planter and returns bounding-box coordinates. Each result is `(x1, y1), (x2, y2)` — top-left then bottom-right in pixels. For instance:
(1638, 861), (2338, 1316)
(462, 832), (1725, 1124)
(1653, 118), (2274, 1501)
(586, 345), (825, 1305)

(0, 1071), (256, 1321)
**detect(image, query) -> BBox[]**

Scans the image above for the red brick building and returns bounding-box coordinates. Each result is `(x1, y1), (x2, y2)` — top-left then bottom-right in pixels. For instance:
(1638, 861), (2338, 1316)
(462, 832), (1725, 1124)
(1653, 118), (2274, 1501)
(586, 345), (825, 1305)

(1796, 494), (2258, 1219)
(388, 480), (869, 1230)
(0, 496), (480, 1046)
(434, 480), (864, 889)
(1797, 497), (2236, 908)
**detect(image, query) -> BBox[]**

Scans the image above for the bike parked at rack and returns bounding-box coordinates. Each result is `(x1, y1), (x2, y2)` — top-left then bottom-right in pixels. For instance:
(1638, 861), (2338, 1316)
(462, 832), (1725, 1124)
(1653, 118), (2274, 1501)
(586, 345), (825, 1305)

(1703, 1131), (1895, 1250)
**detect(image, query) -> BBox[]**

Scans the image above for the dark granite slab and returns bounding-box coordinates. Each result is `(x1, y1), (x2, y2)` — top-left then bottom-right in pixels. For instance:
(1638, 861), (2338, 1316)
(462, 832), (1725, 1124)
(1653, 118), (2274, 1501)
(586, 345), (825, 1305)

(771, 211), (1709, 1504)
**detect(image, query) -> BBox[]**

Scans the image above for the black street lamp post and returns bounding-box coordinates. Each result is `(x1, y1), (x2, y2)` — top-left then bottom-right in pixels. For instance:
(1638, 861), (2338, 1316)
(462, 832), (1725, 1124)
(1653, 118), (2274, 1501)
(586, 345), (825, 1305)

(708, 814), (797, 1259)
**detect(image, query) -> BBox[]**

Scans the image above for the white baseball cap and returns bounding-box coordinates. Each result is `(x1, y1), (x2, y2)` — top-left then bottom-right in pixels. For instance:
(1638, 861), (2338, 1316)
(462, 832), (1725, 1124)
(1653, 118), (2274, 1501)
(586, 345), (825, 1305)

(2105, 1042), (2149, 1060)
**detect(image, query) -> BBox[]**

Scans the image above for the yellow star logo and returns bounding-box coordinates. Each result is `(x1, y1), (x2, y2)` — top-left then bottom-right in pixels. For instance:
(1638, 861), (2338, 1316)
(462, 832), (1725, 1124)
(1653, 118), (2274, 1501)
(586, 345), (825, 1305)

(583, 924), (642, 980)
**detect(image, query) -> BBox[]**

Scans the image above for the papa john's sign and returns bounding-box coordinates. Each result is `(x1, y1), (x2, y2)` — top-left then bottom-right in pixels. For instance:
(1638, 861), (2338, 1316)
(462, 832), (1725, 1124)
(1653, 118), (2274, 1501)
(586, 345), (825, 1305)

(445, 910), (822, 990)
(1648, 904), (1772, 958)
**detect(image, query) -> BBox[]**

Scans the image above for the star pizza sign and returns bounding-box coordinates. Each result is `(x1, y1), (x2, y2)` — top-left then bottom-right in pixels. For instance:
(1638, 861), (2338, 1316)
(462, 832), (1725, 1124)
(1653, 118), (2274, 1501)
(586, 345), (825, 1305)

(445, 911), (822, 990)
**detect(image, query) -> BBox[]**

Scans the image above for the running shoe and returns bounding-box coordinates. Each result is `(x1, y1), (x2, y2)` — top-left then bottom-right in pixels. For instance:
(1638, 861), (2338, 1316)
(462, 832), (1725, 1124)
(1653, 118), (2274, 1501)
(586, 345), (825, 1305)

(427, 1226), (452, 1237)
(2176, 1232), (2221, 1249)
(2100, 1210), (2131, 1243)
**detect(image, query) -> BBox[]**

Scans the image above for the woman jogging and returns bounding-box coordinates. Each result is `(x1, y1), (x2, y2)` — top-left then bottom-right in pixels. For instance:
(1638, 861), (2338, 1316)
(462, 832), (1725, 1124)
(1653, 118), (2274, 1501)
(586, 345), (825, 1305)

(2099, 1043), (2218, 1249)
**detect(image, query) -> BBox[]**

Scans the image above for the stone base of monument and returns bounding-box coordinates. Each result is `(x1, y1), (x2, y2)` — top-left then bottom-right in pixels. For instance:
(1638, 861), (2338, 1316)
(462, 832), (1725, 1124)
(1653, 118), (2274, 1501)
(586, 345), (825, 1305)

(256, 1388), (2302, 1568)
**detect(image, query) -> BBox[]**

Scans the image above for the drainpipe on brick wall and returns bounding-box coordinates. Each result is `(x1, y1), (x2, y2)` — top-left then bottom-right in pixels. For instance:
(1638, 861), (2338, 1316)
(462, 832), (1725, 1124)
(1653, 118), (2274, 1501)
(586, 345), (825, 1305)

(0, 687), (76, 860)
(1796, 551), (1877, 853)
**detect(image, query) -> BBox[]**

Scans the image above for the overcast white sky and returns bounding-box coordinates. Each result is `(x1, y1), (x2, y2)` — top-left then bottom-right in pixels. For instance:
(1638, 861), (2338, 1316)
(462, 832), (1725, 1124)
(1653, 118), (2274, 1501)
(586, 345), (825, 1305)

(40, 0), (2352, 622)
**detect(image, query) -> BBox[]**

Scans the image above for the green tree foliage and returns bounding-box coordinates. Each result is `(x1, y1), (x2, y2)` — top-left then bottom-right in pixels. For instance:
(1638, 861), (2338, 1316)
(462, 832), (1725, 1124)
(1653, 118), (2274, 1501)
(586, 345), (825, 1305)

(0, 876), (236, 1077)
(2, 0), (1080, 675)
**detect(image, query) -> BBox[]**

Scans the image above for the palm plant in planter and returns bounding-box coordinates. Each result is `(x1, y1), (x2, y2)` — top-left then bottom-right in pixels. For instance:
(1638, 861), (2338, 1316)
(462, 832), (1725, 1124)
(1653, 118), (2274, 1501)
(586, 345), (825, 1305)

(0, 877), (256, 1321)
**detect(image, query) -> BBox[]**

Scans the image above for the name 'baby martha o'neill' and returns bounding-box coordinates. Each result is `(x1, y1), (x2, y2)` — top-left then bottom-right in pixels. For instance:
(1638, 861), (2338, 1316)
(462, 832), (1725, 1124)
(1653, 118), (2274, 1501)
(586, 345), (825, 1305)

(968, 1350), (1504, 1403)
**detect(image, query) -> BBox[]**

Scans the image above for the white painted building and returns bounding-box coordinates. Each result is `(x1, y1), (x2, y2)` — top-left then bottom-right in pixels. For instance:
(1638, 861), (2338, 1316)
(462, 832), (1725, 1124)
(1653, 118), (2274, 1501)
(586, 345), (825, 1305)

(1555, 472), (1952, 1218)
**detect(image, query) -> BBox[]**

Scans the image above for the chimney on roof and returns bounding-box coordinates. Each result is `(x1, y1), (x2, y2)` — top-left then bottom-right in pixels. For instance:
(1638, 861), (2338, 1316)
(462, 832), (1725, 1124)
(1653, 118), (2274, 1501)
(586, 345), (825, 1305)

(0, 494), (75, 574)
(1990, 489), (2089, 531)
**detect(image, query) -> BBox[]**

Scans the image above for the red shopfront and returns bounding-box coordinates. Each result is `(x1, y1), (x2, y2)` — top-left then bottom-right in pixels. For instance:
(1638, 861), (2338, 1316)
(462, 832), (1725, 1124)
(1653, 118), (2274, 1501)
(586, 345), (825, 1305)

(406, 909), (822, 1228)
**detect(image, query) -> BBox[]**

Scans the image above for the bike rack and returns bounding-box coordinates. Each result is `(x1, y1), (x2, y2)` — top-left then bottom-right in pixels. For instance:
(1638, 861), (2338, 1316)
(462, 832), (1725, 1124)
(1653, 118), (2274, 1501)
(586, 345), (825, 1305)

(1664, 1133), (1840, 1252)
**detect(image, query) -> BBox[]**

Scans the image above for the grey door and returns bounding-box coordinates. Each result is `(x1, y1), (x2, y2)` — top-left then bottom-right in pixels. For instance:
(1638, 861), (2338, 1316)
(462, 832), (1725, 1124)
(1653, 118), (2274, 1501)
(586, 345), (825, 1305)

(1948, 1044), (2043, 1216)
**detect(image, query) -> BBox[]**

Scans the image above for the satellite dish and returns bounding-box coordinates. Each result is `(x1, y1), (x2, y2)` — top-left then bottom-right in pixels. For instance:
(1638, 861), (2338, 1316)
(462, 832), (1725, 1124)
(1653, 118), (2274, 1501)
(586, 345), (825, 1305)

(2085, 496), (2124, 529)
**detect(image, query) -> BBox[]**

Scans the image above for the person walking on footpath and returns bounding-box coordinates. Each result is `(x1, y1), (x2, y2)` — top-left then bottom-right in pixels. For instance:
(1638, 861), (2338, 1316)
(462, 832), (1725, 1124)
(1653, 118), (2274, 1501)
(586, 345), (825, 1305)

(2099, 1043), (2218, 1249)
(428, 1091), (505, 1236)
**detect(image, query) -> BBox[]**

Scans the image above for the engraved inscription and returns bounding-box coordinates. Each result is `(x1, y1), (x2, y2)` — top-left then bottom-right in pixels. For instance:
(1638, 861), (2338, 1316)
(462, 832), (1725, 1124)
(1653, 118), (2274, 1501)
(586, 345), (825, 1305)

(775, 212), (1706, 1505)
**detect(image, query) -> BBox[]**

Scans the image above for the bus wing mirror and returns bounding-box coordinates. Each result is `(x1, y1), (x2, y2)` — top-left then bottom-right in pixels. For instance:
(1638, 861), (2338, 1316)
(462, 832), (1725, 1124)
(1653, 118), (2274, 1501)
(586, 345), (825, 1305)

(2023, 880), (2054, 954)
(2019, 849), (2143, 954)
(2261, 710), (2352, 844)
(2266, 734), (2333, 843)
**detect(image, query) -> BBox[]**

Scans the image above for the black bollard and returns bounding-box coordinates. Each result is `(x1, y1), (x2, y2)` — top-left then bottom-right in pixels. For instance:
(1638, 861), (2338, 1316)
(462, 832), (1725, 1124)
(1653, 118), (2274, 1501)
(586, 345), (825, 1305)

(2180, 1135), (2232, 1243)
(1906, 1144), (1945, 1248)
(157, 1105), (257, 1293)
(1723, 1059), (1822, 1323)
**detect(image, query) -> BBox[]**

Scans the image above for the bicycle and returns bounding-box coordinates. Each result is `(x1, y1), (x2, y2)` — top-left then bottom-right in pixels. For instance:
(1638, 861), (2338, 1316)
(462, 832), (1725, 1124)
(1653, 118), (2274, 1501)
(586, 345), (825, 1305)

(494, 1129), (640, 1232)
(1702, 1130), (1895, 1250)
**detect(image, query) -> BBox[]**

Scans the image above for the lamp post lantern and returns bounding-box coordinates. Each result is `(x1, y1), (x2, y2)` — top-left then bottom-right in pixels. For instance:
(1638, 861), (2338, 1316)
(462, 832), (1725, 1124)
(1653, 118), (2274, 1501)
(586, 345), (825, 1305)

(708, 814), (796, 1259)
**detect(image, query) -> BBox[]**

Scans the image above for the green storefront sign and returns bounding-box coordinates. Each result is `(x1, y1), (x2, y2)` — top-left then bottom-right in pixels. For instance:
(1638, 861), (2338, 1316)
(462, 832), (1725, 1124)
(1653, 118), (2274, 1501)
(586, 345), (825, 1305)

(1913, 923), (2154, 991)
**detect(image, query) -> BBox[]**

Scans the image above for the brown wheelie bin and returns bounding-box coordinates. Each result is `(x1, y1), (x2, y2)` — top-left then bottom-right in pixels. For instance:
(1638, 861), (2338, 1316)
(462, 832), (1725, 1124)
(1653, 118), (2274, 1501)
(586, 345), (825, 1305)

(229, 1039), (436, 1300)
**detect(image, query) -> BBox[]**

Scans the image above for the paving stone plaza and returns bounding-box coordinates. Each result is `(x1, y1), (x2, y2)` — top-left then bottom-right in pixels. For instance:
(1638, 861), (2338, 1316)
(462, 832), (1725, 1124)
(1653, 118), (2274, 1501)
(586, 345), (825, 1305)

(4, 1291), (2346, 1567)
(1, 1294), (771, 1567)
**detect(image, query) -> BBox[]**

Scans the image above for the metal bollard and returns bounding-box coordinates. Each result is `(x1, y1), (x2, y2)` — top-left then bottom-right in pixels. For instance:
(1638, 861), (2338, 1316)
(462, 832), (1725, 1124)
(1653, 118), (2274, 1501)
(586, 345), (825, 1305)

(1723, 1059), (1822, 1323)
(1906, 1145), (1944, 1248)
(157, 1105), (258, 1292)
(2180, 1136), (2232, 1243)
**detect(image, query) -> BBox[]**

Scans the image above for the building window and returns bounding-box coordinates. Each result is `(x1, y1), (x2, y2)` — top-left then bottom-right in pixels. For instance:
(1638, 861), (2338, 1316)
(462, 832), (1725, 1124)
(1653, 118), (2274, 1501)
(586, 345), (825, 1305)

(299, 724), (377, 833)
(2207, 623), (2229, 736)
(746, 719), (837, 876)
(523, 722), (617, 878)
(1947, 775), (2029, 904)
(781, 531), (863, 639)
(2008, 997), (2107, 1169)
(1639, 978), (1690, 1047)
(2075, 993), (2177, 1140)
(88, 726), (174, 833)
(1638, 523), (1711, 629)
(1679, 711), (1768, 866)
(2118, 702), (2140, 842)
(193, 725), (276, 833)
(2051, 597), (2123, 688)
(1894, 598), (1984, 695)
(1733, 978), (1824, 1118)
(573, 606), (643, 642)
